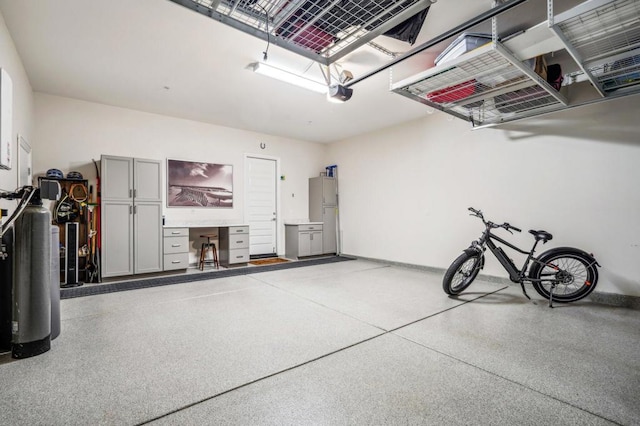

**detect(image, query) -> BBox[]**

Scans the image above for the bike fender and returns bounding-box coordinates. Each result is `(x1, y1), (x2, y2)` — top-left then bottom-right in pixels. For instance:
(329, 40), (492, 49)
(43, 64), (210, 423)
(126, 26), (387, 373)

(463, 248), (485, 269)
(464, 247), (480, 257)
(539, 246), (601, 268)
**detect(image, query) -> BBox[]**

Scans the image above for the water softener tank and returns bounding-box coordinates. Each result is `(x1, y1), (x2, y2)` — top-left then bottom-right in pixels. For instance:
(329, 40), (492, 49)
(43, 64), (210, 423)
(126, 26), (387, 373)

(0, 227), (12, 352)
(12, 196), (52, 359)
(50, 226), (60, 340)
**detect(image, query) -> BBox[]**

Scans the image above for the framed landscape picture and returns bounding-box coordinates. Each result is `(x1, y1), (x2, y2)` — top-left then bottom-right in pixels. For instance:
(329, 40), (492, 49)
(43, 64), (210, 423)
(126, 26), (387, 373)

(167, 159), (233, 207)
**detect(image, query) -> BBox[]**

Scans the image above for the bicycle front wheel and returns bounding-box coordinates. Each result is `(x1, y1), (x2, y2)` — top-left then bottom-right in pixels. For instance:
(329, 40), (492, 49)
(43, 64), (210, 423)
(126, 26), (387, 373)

(529, 249), (599, 303)
(443, 252), (483, 295)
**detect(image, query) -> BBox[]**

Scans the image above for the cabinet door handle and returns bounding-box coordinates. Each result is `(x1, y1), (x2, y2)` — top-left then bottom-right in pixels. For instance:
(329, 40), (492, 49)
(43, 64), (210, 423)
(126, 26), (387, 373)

(129, 189), (132, 198)
(133, 189), (137, 198)
(129, 205), (132, 214)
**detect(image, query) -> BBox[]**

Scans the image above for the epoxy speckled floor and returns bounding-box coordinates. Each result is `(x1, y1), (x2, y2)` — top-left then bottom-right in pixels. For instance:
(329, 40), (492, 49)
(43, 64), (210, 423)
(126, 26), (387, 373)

(1, 259), (638, 425)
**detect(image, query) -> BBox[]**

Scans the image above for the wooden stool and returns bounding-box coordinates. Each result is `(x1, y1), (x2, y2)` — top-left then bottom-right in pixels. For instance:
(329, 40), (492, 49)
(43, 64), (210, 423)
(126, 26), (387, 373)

(199, 234), (219, 270)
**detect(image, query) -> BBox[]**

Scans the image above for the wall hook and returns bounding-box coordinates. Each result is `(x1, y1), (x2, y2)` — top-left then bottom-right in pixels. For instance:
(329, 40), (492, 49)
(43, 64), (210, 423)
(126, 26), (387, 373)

(260, 142), (266, 149)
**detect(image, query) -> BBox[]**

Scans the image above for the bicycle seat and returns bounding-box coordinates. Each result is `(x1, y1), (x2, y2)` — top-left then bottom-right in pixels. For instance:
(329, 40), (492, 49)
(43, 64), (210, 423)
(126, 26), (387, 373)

(529, 229), (553, 242)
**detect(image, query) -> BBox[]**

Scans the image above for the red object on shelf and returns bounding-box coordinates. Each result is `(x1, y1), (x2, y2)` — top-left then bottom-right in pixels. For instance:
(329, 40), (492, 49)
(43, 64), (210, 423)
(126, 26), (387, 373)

(273, 0), (336, 53)
(285, 20), (335, 52)
(426, 80), (476, 103)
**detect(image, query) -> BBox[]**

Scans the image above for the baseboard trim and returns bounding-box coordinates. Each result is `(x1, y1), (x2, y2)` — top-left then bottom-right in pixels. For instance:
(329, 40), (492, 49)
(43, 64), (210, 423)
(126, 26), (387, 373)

(347, 254), (640, 310)
(587, 291), (640, 310)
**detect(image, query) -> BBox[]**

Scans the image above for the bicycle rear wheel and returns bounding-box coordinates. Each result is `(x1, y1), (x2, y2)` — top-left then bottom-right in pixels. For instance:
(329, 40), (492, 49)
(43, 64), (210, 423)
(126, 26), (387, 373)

(443, 252), (483, 295)
(529, 249), (598, 303)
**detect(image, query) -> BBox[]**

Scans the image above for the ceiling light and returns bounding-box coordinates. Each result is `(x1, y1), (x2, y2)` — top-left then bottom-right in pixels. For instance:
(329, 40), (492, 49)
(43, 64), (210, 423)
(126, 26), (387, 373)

(327, 84), (353, 103)
(250, 62), (327, 94)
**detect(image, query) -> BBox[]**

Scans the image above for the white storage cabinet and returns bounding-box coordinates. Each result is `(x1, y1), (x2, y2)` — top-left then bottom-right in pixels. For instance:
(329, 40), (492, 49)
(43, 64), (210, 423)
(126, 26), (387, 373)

(285, 223), (323, 259)
(309, 177), (337, 254)
(101, 155), (163, 277)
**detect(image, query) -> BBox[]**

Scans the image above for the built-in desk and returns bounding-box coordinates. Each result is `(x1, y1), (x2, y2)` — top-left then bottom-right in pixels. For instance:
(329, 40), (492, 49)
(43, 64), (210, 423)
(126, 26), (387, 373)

(163, 223), (250, 270)
(163, 227), (190, 271)
(218, 225), (250, 267)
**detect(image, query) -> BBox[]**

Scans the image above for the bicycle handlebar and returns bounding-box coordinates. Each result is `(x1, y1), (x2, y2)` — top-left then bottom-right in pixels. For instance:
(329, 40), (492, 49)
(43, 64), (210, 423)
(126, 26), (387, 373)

(503, 222), (522, 233)
(468, 207), (483, 217)
(468, 207), (521, 233)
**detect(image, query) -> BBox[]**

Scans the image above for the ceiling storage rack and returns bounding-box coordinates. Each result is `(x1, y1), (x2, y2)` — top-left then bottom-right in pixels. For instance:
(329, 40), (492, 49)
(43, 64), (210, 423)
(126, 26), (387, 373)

(548, 0), (640, 97)
(390, 41), (569, 126)
(391, 0), (640, 127)
(168, 0), (434, 65)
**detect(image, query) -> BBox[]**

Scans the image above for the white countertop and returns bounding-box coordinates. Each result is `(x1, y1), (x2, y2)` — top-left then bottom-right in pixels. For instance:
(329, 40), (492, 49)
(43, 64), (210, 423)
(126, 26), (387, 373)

(164, 222), (248, 228)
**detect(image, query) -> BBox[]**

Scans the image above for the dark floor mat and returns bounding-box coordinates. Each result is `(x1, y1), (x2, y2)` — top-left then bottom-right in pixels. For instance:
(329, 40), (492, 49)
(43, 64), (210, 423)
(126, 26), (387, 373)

(60, 256), (354, 299)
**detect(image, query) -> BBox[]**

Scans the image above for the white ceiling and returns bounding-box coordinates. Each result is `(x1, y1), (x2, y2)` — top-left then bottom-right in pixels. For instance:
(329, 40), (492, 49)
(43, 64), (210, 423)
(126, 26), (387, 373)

(0, 0), (549, 143)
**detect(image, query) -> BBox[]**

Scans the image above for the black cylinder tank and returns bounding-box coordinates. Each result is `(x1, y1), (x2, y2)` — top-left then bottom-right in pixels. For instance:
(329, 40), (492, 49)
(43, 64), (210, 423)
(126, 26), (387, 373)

(50, 225), (60, 340)
(0, 227), (12, 351)
(12, 203), (51, 359)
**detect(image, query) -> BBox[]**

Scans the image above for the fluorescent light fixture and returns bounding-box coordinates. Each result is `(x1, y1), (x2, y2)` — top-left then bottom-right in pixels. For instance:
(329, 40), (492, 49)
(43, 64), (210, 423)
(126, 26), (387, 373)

(251, 62), (327, 94)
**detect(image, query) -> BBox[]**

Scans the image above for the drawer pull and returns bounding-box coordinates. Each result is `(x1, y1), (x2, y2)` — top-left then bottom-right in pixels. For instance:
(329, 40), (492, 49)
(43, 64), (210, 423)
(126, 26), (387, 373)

(236, 240), (244, 244)
(171, 260), (181, 264)
(171, 244), (181, 247)
(171, 231), (181, 234)
(236, 256), (244, 259)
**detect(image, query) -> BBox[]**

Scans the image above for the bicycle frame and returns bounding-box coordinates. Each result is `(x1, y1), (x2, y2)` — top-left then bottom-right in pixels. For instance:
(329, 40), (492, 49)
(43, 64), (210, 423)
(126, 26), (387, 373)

(469, 225), (549, 286)
(485, 232), (536, 283)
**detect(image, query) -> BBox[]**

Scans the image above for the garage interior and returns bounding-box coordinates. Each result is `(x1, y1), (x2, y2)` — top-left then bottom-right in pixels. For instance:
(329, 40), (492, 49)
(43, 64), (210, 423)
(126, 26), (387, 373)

(0, 0), (639, 424)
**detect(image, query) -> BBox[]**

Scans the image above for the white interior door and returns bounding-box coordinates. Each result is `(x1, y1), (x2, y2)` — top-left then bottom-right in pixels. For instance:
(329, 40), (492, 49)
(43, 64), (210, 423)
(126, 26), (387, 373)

(246, 156), (277, 257)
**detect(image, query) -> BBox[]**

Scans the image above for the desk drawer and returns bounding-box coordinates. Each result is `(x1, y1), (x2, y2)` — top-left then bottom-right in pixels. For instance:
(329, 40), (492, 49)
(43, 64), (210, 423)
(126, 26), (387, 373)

(228, 226), (249, 235)
(298, 224), (322, 232)
(228, 249), (249, 264)
(164, 227), (188, 237)
(228, 234), (249, 250)
(164, 235), (189, 254)
(164, 253), (189, 270)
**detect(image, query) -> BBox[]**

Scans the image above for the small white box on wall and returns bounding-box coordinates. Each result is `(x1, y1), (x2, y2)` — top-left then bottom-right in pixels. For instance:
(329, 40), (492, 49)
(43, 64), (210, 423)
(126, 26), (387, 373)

(0, 68), (13, 170)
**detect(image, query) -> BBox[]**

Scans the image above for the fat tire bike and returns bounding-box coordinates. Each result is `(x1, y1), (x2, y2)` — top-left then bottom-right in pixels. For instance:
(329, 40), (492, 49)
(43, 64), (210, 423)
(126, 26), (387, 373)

(443, 208), (600, 307)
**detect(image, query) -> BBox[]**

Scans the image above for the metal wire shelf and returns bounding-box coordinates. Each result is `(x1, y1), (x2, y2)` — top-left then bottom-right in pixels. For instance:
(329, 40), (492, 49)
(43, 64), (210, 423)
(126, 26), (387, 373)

(390, 42), (568, 126)
(549, 0), (640, 96)
(170, 0), (433, 65)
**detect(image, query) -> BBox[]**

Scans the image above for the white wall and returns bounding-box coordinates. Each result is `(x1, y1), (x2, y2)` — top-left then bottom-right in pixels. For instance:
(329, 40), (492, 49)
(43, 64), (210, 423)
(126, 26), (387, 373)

(327, 95), (640, 297)
(34, 93), (327, 258)
(0, 11), (34, 211)
(8, 0), (640, 297)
